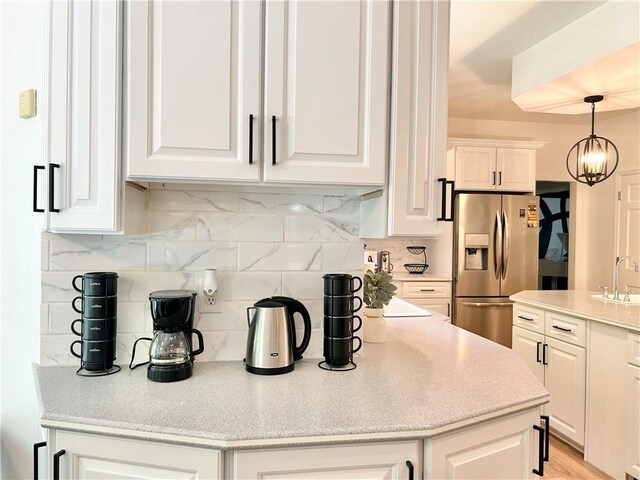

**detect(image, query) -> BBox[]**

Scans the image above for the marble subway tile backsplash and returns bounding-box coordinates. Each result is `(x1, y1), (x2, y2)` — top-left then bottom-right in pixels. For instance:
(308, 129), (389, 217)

(40, 189), (363, 366)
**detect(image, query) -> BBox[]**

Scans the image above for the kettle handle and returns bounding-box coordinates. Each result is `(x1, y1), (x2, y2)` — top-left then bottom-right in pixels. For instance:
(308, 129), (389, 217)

(191, 328), (204, 357)
(246, 307), (257, 327)
(286, 300), (312, 360)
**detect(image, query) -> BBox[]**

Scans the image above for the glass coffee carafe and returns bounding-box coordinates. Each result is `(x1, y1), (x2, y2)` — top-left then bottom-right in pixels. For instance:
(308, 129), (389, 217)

(149, 330), (192, 366)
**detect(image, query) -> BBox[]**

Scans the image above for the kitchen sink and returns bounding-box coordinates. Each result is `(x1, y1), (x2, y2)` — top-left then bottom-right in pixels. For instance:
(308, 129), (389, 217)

(590, 294), (640, 305)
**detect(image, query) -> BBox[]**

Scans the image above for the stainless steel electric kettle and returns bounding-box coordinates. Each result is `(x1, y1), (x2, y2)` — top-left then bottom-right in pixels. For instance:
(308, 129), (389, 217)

(245, 296), (311, 375)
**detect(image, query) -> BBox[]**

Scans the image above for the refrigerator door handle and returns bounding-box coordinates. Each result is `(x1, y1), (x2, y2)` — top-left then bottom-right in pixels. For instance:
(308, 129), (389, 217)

(502, 210), (509, 280)
(461, 302), (513, 307)
(494, 210), (502, 280)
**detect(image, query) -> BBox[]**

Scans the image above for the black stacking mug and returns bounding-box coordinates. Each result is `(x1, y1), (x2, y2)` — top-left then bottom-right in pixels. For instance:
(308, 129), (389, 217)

(72, 295), (117, 318)
(323, 273), (362, 296)
(323, 295), (363, 316)
(72, 272), (118, 296)
(70, 339), (116, 371)
(323, 336), (362, 366)
(323, 315), (362, 338)
(71, 318), (118, 341)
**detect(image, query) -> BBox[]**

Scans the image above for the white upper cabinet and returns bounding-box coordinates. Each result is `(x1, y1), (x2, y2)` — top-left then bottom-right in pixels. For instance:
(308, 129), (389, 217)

(360, 0), (451, 238)
(451, 139), (545, 193)
(126, 0), (388, 186)
(263, 1), (390, 185)
(45, 0), (127, 232)
(386, 0), (449, 235)
(126, 1), (262, 183)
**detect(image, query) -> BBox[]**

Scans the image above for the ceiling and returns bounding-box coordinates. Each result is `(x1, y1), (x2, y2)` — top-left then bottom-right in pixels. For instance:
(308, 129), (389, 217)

(448, 0), (637, 123)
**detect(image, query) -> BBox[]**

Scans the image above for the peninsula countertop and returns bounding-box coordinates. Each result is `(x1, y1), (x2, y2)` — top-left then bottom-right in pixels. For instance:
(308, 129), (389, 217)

(34, 315), (548, 449)
(510, 290), (640, 332)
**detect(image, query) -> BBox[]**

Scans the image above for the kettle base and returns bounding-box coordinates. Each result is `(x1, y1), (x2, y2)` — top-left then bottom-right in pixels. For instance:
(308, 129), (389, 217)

(245, 364), (294, 375)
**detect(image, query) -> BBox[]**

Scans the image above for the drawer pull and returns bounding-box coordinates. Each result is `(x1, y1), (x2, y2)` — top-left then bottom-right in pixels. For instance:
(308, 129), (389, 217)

(536, 341), (542, 363)
(517, 315), (534, 321)
(552, 325), (573, 333)
(420, 289), (435, 292)
(542, 343), (548, 365)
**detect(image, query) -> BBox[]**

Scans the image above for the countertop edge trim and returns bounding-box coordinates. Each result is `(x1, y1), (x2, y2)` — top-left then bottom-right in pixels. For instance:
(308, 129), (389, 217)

(40, 396), (548, 450)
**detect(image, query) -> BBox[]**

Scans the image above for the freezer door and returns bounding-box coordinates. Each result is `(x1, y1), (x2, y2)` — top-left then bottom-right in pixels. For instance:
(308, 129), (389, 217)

(501, 195), (539, 296)
(454, 194), (502, 297)
(454, 298), (513, 348)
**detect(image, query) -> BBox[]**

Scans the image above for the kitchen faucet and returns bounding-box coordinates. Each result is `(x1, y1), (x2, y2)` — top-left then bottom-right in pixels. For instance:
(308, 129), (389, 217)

(614, 256), (639, 300)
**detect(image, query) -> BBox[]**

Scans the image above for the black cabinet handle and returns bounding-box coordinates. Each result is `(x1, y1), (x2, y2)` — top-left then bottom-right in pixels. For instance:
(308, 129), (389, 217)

(492, 171), (496, 185)
(446, 302), (450, 317)
(437, 178), (447, 221)
(437, 178), (455, 222)
(446, 180), (455, 221)
(552, 325), (572, 333)
(33, 165), (45, 213)
(542, 343), (548, 365)
(33, 441), (46, 480)
(498, 171), (502, 185)
(53, 449), (66, 480)
(48, 163), (60, 213)
(271, 115), (277, 166)
(406, 460), (414, 480)
(517, 315), (534, 322)
(541, 415), (550, 462)
(533, 425), (545, 476)
(536, 341), (542, 363)
(248, 114), (254, 165)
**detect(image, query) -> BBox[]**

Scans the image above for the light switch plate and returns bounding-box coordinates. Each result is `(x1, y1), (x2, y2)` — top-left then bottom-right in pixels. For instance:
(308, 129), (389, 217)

(19, 89), (37, 118)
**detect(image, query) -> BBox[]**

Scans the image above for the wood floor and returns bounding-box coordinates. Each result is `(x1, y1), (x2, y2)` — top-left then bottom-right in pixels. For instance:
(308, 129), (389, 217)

(546, 435), (613, 480)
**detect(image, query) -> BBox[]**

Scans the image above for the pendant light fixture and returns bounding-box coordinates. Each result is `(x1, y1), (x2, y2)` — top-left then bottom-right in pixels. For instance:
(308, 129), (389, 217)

(566, 95), (619, 187)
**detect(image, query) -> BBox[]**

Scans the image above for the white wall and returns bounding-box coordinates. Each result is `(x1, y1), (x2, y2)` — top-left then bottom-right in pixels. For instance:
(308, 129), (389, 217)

(449, 109), (640, 290)
(0, 1), (45, 478)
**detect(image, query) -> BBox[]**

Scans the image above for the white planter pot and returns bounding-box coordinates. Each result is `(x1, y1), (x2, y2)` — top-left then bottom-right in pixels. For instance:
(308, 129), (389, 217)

(363, 307), (386, 343)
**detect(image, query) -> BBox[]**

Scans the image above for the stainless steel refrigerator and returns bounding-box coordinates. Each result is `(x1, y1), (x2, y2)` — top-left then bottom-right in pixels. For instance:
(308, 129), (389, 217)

(453, 193), (539, 348)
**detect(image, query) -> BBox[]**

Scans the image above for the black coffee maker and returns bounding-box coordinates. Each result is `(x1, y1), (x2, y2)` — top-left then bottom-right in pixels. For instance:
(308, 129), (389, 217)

(147, 290), (204, 382)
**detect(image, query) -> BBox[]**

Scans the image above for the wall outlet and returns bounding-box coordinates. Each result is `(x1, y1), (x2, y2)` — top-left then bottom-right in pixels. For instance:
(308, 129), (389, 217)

(200, 293), (221, 313)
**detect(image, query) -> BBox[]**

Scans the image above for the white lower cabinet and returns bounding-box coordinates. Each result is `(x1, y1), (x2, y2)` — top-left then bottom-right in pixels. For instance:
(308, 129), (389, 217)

(425, 409), (540, 479)
(230, 441), (420, 480)
(48, 430), (222, 479)
(512, 310), (586, 447)
(398, 280), (452, 318)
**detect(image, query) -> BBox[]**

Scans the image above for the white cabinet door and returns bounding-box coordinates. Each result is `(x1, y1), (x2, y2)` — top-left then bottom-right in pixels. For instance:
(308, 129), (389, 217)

(454, 147), (496, 191)
(51, 430), (221, 479)
(544, 337), (585, 445)
(496, 148), (536, 192)
(47, 0), (122, 232)
(127, 0), (261, 183)
(386, 0), (449, 235)
(512, 326), (545, 385)
(263, 0), (389, 185)
(427, 409), (539, 480)
(627, 364), (640, 479)
(232, 441), (420, 479)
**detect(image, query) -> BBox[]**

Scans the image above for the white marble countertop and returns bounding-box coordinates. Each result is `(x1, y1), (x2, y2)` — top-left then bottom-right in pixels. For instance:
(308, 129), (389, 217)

(390, 272), (452, 282)
(34, 315), (547, 449)
(510, 290), (640, 332)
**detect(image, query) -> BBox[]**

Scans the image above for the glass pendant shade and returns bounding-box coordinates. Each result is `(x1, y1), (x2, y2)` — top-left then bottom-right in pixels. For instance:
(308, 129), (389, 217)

(566, 96), (618, 187)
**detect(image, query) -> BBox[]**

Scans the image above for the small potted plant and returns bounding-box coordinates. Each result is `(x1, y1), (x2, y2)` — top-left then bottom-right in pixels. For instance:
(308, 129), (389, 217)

(362, 269), (397, 343)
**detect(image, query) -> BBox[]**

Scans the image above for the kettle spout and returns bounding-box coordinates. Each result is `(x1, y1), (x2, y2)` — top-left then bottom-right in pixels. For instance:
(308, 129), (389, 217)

(246, 307), (257, 327)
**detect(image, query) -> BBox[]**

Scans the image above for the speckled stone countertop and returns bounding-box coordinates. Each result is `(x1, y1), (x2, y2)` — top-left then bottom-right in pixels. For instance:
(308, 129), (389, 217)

(511, 290), (640, 332)
(34, 315), (547, 449)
